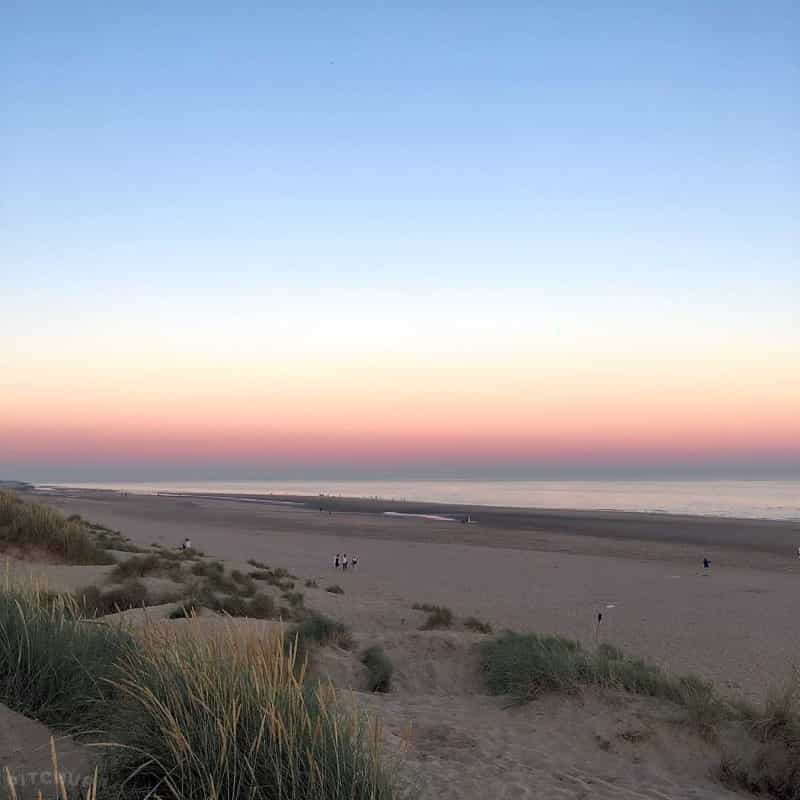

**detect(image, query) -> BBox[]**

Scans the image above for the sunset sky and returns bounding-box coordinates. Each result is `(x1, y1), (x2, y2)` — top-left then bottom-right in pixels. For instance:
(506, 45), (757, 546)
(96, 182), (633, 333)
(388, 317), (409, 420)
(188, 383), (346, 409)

(2, 2), (798, 480)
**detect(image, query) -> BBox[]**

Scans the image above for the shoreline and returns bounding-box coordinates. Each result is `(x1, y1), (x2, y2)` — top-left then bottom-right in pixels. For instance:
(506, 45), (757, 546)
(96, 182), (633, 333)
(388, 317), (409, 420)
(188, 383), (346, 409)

(29, 485), (800, 556)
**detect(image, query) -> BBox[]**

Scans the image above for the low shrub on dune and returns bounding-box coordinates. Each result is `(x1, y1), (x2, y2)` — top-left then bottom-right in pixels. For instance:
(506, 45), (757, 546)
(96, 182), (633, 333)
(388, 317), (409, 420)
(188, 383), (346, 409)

(464, 616), (493, 634)
(419, 606), (453, 630)
(75, 580), (153, 617)
(287, 612), (353, 659)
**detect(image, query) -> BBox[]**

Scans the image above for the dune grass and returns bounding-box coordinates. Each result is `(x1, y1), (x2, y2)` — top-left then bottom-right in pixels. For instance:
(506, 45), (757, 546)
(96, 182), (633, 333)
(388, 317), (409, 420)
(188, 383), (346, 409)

(720, 670), (800, 798)
(326, 584), (345, 594)
(481, 632), (729, 736)
(361, 646), (393, 694)
(464, 616), (493, 634)
(107, 553), (184, 583)
(419, 606), (453, 630)
(75, 581), (152, 617)
(101, 624), (394, 800)
(0, 587), (394, 799)
(0, 491), (115, 565)
(0, 588), (133, 728)
(287, 611), (353, 663)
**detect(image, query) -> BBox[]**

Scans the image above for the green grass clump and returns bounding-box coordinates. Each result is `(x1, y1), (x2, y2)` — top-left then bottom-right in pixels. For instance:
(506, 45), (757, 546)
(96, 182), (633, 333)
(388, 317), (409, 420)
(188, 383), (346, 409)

(101, 625), (395, 799)
(287, 612), (353, 658)
(197, 590), (276, 620)
(420, 606), (453, 630)
(107, 553), (162, 581)
(0, 491), (115, 565)
(326, 584), (345, 594)
(361, 646), (393, 693)
(481, 632), (728, 735)
(75, 580), (152, 617)
(464, 616), (493, 634)
(0, 588), (133, 728)
(720, 672), (800, 798)
(191, 559), (225, 578)
(282, 590), (304, 608)
(248, 565), (295, 591)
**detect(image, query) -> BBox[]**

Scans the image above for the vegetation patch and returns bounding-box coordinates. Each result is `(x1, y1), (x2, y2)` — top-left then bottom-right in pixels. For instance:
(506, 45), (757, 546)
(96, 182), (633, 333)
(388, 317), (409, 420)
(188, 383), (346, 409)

(481, 633), (729, 737)
(75, 580), (153, 616)
(287, 612), (353, 658)
(107, 553), (183, 583)
(282, 590), (305, 608)
(419, 606), (454, 630)
(0, 491), (115, 565)
(103, 625), (393, 799)
(326, 584), (345, 594)
(361, 646), (393, 693)
(0, 588), (133, 728)
(0, 588), (395, 799)
(464, 616), (493, 634)
(720, 673), (800, 799)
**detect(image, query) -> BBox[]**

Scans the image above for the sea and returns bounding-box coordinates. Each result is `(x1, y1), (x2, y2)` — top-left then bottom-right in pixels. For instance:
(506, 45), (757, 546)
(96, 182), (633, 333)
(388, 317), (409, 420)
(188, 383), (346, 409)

(37, 479), (800, 521)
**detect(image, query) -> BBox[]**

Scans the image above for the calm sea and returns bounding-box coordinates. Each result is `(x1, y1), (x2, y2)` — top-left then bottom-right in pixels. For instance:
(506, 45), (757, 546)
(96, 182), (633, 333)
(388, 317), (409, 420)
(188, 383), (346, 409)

(40, 479), (800, 521)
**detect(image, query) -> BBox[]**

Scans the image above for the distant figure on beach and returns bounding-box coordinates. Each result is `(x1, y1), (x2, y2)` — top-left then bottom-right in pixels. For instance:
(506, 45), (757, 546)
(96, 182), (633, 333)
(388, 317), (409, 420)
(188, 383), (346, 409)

(352, 556), (358, 570)
(181, 537), (192, 551)
(703, 557), (710, 573)
(342, 554), (349, 571)
(335, 553), (340, 568)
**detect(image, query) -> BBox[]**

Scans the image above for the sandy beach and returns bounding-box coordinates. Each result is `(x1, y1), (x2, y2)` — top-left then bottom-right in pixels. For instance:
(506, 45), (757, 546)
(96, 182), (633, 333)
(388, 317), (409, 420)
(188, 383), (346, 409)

(26, 488), (800, 702)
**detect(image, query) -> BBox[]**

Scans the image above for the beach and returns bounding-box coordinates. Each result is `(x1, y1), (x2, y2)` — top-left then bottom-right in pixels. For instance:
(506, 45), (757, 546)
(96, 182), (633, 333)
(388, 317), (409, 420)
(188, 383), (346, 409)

(26, 487), (800, 702)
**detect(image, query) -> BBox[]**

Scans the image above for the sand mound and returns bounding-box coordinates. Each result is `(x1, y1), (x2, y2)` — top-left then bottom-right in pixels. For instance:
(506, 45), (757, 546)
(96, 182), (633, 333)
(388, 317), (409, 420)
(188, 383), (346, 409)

(364, 691), (744, 800)
(371, 630), (484, 696)
(0, 704), (98, 800)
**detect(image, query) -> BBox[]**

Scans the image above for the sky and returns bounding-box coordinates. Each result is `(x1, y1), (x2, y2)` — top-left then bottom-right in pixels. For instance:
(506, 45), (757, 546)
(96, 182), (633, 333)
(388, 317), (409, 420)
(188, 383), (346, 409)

(1, 2), (798, 481)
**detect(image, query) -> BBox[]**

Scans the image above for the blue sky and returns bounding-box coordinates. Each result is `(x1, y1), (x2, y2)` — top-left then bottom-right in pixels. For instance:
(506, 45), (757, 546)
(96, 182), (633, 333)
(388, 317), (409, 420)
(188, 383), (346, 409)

(2, 2), (798, 480)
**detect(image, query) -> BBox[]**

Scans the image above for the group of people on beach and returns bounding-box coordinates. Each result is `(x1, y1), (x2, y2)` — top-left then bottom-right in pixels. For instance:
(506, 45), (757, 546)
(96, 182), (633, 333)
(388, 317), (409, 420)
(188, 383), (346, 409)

(334, 553), (357, 571)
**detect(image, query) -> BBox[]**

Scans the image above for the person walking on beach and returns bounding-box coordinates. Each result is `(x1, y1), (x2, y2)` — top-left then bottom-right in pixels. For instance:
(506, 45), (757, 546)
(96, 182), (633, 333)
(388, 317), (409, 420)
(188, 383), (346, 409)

(352, 556), (358, 570)
(342, 554), (348, 571)
(703, 557), (710, 574)
(181, 537), (192, 551)
(335, 553), (340, 568)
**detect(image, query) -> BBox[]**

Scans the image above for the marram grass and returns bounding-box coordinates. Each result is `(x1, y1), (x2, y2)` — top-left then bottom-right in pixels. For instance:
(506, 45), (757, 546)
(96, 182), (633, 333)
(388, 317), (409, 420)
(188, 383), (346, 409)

(101, 623), (394, 800)
(0, 587), (395, 800)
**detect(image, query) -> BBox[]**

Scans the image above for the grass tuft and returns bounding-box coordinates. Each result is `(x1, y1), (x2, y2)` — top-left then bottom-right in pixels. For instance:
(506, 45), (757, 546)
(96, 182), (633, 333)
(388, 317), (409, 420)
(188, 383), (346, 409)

(75, 580), (152, 617)
(361, 646), (393, 693)
(0, 491), (115, 565)
(287, 612), (353, 660)
(464, 616), (493, 634)
(419, 606), (453, 630)
(481, 631), (729, 738)
(101, 624), (394, 799)
(326, 584), (345, 594)
(0, 588), (133, 728)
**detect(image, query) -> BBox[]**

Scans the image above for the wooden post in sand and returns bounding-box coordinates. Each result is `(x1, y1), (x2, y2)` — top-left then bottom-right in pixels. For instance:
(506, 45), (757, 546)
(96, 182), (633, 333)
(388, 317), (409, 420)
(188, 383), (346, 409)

(595, 611), (603, 645)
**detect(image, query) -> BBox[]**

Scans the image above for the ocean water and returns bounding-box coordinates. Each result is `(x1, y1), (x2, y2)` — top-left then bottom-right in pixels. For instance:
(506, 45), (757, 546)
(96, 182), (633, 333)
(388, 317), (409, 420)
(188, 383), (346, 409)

(39, 479), (800, 521)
